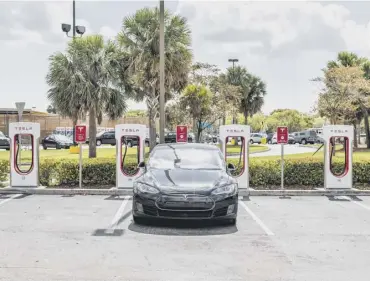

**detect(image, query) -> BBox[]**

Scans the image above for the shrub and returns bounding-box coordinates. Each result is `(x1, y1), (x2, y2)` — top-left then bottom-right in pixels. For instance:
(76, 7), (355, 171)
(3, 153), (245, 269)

(0, 160), (9, 182)
(0, 157), (369, 189)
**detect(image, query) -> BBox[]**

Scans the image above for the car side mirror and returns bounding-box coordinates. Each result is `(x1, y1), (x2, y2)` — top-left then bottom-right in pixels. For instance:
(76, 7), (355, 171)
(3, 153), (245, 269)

(138, 162), (146, 169)
(227, 163), (236, 171)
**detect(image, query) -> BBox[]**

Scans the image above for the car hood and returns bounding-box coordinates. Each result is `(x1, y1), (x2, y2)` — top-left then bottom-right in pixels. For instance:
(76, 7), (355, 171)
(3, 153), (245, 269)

(141, 169), (234, 194)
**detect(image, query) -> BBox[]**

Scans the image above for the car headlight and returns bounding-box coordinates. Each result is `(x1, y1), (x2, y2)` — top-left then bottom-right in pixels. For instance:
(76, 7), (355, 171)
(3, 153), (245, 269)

(133, 182), (159, 194)
(211, 184), (237, 195)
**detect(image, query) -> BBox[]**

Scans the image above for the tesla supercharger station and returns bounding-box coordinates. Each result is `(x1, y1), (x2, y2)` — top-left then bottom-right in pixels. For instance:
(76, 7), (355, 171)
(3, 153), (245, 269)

(219, 125), (250, 190)
(9, 122), (40, 187)
(115, 124), (146, 188)
(322, 125), (353, 189)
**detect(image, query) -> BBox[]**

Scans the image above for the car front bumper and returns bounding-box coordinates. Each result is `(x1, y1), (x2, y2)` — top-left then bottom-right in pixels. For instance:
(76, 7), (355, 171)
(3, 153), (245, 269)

(132, 193), (238, 220)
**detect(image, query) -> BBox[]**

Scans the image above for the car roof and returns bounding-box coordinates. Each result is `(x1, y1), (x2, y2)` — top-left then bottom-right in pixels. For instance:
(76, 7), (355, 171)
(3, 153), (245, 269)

(154, 143), (219, 150)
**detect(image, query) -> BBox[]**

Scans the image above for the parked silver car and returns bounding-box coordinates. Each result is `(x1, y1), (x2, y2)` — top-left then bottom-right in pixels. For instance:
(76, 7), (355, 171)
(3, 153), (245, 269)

(250, 133), (263, 144)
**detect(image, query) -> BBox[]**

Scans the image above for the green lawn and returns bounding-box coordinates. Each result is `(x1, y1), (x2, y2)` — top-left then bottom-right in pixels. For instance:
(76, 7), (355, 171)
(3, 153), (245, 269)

(0, 144), (268, 161)
(258, 147), (370, 161)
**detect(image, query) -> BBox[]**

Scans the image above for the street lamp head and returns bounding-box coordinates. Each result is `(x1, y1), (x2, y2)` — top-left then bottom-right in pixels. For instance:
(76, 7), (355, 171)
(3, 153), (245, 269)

(61, 23), (71, 33)
(76, 25), (86, 35)
(228, 58), (239, 62)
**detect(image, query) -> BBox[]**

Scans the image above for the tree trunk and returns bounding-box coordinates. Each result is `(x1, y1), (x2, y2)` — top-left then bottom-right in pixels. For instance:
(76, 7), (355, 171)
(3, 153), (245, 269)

(193, 118), (199, 143)
(148, 107), (156, 152)
(88, 107), (97, 158)
(244, 111), (248, 125)
(222, 116), (226, 126)
(72, 118), (78, 146)
(197, 120), (202, 143)
(361, 107), (370, 148)
(353, 122), (358, 148)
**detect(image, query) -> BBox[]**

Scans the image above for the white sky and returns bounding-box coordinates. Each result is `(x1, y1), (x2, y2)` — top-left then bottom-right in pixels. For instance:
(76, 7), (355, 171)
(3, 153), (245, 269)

(1, 1), (370, 115)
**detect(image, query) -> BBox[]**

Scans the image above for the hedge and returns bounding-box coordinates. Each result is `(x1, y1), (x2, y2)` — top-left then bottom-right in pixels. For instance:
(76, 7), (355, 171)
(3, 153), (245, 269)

(0, 158), (369, 189)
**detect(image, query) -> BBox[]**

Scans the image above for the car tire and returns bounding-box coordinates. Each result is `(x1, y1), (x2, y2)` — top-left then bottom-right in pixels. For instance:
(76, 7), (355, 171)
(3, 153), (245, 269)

(301, 139), (306, 145)
(56, 144), (61, 150)
(42, 145), (47, 150)
(249, 140), (254, 144)
(268, 140), (271, 144)
(96, 140), (102, 146)
(5, 148), (10, 151)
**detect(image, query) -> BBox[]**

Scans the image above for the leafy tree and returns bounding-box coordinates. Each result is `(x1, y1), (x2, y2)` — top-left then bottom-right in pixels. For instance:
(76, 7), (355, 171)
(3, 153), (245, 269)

(165, 99), (191, 131)
(180, 84), (235, 142)
(117, 7), (192, 150)
(322, 51), (370, 147)
(263, 109), (315, 133)
(190, 62), (220, 86)
(209, 73), (242, 125)
(248, 113), (267, 132)
(46, 35), (129, 158)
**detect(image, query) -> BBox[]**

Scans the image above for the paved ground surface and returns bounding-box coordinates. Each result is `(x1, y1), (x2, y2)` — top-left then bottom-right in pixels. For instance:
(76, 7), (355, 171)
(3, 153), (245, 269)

(0, 194), (369, 281)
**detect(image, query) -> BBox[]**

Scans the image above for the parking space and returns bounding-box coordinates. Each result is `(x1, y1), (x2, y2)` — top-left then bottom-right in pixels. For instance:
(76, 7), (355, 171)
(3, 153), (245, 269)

(0, 195), (369, 280)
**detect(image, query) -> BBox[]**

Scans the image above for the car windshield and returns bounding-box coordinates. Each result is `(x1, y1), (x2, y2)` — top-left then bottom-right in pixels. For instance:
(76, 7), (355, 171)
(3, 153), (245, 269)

(148, 146), (224, 170)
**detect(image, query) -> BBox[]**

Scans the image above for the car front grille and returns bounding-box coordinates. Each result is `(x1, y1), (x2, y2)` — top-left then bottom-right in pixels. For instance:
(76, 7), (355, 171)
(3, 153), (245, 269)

(158, 210), (212, 218)
(156, 194), (215, 211)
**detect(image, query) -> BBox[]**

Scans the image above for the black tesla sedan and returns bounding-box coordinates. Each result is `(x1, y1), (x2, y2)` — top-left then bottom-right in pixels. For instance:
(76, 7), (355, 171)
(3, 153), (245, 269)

(132, 143), (238, 225)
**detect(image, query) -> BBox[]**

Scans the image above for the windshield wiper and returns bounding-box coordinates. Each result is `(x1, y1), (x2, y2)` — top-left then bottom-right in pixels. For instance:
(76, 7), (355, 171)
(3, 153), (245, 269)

(167, 144), (181, 163)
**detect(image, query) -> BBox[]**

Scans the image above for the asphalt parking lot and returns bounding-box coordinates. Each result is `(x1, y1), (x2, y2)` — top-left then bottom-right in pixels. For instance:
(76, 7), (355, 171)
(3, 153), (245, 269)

(0, 195), (369, 281)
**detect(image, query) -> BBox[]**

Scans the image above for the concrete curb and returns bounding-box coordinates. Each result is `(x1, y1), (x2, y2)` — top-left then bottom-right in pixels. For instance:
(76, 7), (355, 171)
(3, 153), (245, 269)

(1, 187), (369, 196)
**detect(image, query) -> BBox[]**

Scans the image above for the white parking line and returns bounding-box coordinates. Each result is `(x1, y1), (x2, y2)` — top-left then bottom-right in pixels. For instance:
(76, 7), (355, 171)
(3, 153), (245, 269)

(239, 200), (274, 236)
(341, 196), (370, 211)
(110, 196), (131, 228)
(0, 194), (23, 207)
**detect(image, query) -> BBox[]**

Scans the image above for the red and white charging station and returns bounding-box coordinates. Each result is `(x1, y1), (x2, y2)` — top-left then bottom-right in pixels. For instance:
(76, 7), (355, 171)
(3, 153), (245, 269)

(9, 122), (40, 187)
(322, 125), (353, 189)
(219, 125), (250, 190)
(115, 124), (146, 188)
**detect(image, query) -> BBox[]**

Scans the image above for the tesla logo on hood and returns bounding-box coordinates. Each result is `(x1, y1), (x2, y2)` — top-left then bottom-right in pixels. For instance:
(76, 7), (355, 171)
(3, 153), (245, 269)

(183, 195), (188, 200)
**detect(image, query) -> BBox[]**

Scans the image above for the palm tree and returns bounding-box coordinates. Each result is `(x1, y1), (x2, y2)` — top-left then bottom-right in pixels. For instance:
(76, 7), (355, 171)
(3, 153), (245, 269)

(46, 35), (130, 158)
(117, 7), (192, 150)
(226, 66), (267, 125)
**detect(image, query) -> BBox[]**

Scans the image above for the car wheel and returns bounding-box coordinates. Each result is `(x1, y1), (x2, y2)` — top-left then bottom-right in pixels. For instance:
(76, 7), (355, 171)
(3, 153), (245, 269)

(249, 139), (254, 144)
(5, 148), (10, 151)
(268, 140), (271, 144)
(301, 139), (306, 145)
(42, 145), (47, 150)
(96, 140), (102, 146)
(56, 144), (61, 150)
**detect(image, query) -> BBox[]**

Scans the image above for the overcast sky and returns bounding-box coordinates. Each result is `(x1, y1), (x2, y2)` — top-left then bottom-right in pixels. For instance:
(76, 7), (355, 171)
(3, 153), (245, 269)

(1, 1), (370, 115)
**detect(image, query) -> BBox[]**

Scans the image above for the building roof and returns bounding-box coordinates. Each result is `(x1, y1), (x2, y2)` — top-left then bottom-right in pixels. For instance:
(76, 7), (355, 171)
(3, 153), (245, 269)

(0, 108), (48, 115)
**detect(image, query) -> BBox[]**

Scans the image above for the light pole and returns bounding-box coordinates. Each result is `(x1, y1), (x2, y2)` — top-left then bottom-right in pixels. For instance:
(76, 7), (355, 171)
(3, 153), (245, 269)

(228, 58), (238, 124)
(61, 0), (86, 39)
(159, 0), (165, 144)
(61, 0), (86, 146)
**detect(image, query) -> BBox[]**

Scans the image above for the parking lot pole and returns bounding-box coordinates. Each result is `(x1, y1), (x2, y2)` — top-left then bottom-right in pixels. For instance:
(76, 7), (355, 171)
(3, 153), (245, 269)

(281, 143), (284, 191)
(79, 143), (82, 188)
